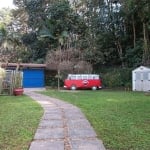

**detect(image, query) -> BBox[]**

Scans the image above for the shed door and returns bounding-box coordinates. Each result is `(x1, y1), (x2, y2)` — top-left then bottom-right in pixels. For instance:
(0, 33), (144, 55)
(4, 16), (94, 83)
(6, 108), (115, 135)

(23, 69), (44, 88)
(134, 72), (150, 91)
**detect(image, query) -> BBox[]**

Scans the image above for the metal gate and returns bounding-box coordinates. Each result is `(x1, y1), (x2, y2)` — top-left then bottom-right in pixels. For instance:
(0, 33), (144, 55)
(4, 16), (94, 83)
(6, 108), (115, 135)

(0, 70), (23, 95)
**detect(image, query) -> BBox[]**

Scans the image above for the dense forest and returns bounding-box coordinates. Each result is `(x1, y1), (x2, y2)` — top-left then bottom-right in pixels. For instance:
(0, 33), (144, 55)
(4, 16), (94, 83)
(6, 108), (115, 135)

(0, 0), (150, 87)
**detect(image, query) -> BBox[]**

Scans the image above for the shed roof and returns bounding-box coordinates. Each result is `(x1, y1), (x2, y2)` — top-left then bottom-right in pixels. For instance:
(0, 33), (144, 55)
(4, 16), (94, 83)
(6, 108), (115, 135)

(132, 66), (150, 72)
(1, 63), (46, 69)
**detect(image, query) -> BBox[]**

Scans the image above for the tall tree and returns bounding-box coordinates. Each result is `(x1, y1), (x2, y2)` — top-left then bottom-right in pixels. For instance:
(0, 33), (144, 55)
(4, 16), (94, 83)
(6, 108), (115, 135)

(11, 0), (150, 67)
(0, 8), (24, 63)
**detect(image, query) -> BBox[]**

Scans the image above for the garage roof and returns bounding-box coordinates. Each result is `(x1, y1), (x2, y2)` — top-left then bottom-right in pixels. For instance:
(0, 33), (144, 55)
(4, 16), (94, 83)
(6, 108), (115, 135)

(1, 63), (46, 69)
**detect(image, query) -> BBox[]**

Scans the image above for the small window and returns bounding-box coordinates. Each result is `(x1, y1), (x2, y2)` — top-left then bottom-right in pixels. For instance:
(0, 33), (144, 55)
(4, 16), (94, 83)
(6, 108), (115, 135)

(71, 75), (76, 80)
(82, 75), (88, 79)
(88, 75), (93, 79)
(77, 75), (82, 79)
(93, 75), (99, 79)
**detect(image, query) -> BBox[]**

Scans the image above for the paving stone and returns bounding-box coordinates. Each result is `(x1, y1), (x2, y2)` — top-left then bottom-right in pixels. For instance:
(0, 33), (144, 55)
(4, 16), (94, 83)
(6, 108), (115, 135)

(41, 103), (56, 107)
(64, 108), (82, 114)
(39, 120), (63, 128)
(62, 104), (77, 108)
(44, 108), (61, 113)
(29, 140), (64, 150)
(34, 128), (64, 140)
(44, 110), (62, 114)
(38, 100), (52, 105)
(63, 107), (82, 112)
(65, 112), (85, 120)
(42, 113), (62, 120)
(52, 101), (67, 105)
(70, 139), (106, 150)
(68, 127), (97, 139)
(60, 103), (76, 108)
(44, 111), (62, 116)
(67, 119), (91, 128)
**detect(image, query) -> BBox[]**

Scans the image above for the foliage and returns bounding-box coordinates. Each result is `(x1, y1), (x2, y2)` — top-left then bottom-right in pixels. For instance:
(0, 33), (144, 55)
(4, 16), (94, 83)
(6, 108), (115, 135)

(102, 70), (123, 88)
(46, 48), (92, 74)
(45, 75), (63, 87)
(0, 95), (43, 150)
(1, 0), (150, 67)
(42, 90), (150, 150)
(100, 68), (132, 88)
(125, 41), (143, 67)
(0, 8), (13, 25)
(0, 11), (26, 63)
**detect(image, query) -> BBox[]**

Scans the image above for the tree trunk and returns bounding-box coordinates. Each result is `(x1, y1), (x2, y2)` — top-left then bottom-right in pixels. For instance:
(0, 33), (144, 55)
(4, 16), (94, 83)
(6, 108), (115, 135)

(57, 69), (60, 91)
(132, 15), (136, 48)
(116, 39), (124, 67)
(142, 22), (149, 65)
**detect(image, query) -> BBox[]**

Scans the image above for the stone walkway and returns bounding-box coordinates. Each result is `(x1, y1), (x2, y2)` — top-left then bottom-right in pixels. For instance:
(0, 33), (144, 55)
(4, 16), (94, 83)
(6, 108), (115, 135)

(24, 89), (106, 150)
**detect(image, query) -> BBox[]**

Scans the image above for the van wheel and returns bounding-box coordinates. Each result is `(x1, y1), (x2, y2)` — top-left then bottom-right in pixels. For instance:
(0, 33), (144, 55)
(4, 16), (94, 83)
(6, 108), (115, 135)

(71, 85), (76, 90)
(92, 86), (97, 90)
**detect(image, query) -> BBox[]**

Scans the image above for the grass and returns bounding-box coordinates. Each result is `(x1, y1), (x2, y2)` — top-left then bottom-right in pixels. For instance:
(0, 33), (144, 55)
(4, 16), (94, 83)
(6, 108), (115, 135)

(0, 95), (43, 150)
(41, 90), (150, 150)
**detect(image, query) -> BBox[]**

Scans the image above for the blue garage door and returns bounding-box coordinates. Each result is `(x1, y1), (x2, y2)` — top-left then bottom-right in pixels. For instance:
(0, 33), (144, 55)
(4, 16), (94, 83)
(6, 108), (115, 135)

(23, 69), (44, 88)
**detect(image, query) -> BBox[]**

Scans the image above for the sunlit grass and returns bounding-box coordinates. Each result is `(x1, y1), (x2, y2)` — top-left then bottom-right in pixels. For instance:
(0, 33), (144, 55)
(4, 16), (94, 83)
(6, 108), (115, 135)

(0, 95), (43, 150)
(42, 90), (150, 150)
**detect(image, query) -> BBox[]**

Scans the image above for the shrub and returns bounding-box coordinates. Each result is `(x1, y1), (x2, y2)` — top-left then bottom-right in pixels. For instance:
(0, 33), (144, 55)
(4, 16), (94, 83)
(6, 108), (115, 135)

(100, 68), (132, 88)
(45, 76), (63, 87)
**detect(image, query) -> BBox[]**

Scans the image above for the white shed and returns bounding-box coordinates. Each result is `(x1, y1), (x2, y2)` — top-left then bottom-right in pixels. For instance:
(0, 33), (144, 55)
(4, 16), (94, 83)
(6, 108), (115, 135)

(132, 66), (150, 91)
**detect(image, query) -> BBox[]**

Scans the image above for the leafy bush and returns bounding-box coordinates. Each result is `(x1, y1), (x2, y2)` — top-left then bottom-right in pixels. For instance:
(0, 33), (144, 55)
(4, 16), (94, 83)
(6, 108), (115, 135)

(102, 71), (121, 88)
(45, 76), (63, 87)
(100, 68), (132, 88)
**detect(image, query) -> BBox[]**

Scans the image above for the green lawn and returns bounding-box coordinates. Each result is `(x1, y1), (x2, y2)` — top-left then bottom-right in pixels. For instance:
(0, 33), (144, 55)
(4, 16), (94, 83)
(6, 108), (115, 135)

(42, 90), (150, 150)
(0, 95), (43, 150)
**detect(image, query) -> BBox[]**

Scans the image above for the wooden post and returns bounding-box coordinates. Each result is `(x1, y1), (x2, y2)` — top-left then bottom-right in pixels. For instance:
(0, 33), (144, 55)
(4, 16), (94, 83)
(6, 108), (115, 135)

(57, 70), (60, 91)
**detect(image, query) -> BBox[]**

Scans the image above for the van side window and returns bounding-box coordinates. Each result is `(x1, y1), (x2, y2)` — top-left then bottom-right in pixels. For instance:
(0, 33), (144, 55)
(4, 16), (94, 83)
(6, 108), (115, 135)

(88, 75), (93, 79)
(71, 75), (76, 80)
(67, 74), (100, 80)
(82, 75), (88, 79)
(94, 75), (99, 79)
(77, 75), (82, 79)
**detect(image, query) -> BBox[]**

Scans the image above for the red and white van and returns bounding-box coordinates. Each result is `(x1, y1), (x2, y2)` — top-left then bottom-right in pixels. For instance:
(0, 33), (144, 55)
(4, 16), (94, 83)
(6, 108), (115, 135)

(64, 74), (102, 90)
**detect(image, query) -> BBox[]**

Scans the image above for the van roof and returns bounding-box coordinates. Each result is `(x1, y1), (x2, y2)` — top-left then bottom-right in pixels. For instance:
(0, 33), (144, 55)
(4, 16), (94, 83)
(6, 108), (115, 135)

(68, 74), (99, 76)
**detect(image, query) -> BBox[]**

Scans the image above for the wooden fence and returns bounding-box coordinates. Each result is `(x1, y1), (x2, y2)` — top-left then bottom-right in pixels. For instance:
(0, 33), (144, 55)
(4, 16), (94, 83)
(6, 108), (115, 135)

(0, 70), (23, 95)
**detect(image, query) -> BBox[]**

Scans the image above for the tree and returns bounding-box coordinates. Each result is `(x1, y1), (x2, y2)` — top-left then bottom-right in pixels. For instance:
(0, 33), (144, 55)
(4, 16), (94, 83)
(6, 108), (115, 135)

(46, 47), (92, 89)
(12, 0), (87, 63)
(11, 0), (150, 67)
(0, 8), (23, 63)
(122, 0), (150, 66)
